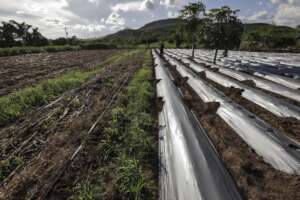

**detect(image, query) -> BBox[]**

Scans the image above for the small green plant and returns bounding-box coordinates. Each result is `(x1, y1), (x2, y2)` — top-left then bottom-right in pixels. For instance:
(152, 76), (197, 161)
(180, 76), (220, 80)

(81, 50), (157, 199)
(75, 182), (94, 200)
(117, 156), (146, 200)
(0, 71), (90, 125)
(0, 156), (24, 182)
(0, 45), (81, 57)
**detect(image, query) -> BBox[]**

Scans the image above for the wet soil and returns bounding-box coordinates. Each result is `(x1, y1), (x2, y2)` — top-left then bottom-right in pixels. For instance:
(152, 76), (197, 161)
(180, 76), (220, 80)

(165, 59), (300, 200)
(0, 50), (120, 96)
(0, 52), (142, 200)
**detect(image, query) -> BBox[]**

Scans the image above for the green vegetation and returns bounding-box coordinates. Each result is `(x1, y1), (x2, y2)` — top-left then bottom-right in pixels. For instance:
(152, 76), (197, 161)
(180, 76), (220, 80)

(74, 50), (157, 199)
(0, 156), (24, 182)
(0, 45), (81, 56)
(0, 20), (118, 57)
(179, 1), (206, 58)
(0, 50), (139, 125)
(241, 23), (300, 51)
(0, 71), (92, 125)
(101, 19), (300, 52)
(0, 20), (48, 47)
(204, 6), (243, 63)
(98, 19), (179, 48)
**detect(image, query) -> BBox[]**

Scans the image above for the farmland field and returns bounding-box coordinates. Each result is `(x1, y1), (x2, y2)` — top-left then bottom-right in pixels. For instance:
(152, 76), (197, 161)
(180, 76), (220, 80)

(0, 49), (158, 199)
(156, 49), (300, 200)
(1, 48), (300, 200)
(0, 50), (119, 96)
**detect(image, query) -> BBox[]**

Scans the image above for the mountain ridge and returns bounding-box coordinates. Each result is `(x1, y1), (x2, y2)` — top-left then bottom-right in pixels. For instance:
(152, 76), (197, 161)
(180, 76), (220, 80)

(100, 18), (300, 51)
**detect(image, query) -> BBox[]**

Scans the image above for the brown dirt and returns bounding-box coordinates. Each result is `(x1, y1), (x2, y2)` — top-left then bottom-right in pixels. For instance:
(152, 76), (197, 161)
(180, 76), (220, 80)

(46, 52), (159, 200)
(0, 51), (143, 200)
(165, 60), (300, 200)
(0, 50), (120, 96)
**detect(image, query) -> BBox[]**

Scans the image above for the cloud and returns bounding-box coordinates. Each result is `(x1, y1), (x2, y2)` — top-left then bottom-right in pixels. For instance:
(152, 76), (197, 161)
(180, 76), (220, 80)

(273, 4), (300, 26)
(105, 12), (125, 26)
(160, 0), (179, 6)
(167, 10), (178, 18)
(111, 0), (154, 12)
(267, 0), (300, 26)
(2, 0), (298, 39)
(73, 24), (106, 32)
(142, 0), (155, 10)
(248, 10), (270, 21)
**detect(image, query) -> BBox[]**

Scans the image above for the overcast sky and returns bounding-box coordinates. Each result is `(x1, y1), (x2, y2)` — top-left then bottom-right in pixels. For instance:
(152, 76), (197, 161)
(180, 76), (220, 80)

(0, 0), (299, 39)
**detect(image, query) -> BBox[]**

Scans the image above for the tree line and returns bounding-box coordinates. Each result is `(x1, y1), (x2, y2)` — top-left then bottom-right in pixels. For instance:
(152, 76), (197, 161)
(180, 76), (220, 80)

(0, 20), (48, 47)
(0, 20), (80, 48)
(176, 1), (244, 63)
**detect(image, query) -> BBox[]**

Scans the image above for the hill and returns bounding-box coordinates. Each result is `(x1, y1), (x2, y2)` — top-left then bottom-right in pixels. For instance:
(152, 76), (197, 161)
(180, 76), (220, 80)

(102, 18), (179, 46)
(100, 18), (300, 51)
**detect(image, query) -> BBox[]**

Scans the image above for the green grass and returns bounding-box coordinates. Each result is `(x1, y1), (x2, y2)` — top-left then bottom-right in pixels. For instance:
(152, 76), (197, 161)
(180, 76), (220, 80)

(0, 45), (81, 57)
(73, 50), (157, 199)
(0, 71), (91, 125)
(0, 50), (139, 126)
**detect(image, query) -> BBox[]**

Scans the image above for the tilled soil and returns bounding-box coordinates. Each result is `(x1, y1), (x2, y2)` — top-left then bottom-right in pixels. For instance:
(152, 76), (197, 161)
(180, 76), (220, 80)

(166, 61), (300, 200)
(0, 50), (119, 96)
(48, 60), (159, 200)
(0, 53), (142, 200)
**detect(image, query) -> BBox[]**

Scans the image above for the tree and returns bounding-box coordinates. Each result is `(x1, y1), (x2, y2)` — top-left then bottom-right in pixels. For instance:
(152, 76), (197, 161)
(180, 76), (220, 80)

(0, 20), (48, 47)
(173, 24), (184, 48)
(0, 21), (17, 47)
(10, 20), (32, 44)
(179, 1), (205, 58)
(29, 28), (49, 46)
(204, 6), (243, 63)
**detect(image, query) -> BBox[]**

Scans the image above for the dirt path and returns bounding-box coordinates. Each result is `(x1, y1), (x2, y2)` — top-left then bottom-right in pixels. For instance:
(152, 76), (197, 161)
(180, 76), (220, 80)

(0, 50), (119, 96)
(166, 60), (300, 200)
(0, 52), (143, 200)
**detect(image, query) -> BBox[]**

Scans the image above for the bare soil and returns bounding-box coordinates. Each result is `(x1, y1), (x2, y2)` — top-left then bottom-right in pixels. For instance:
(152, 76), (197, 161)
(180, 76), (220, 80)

(0, 52), (143, 200)
(0, 50), (119, 96)
(166, 60), (300, 200)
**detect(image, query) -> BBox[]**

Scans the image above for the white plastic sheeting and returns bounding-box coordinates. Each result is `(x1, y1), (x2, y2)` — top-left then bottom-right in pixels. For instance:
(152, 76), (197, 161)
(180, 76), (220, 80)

(164, 54), (300, 175)
(164, 52), (300, 120)
(216, 66), (300, 102)
(253, 72), (300, 90)
(187, 56), (300, 103)
(154, 51), (242, 200)
(171, 49), (300, 82)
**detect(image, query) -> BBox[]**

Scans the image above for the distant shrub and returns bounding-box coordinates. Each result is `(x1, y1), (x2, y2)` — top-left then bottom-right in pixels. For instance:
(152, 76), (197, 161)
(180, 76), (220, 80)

(80, 42), (117, 50)
(0, 45), (81, 57)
